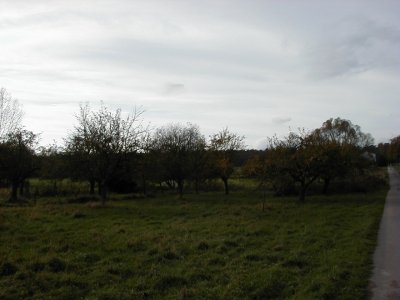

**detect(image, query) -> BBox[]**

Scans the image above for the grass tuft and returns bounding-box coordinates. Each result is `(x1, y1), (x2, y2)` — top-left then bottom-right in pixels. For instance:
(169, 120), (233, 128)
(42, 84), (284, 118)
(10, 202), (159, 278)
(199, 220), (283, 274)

(197, 241), (210, 251)
(155, 275), (188, 291)
(47, 257), (66, 273)
(0, 262), (18, 276)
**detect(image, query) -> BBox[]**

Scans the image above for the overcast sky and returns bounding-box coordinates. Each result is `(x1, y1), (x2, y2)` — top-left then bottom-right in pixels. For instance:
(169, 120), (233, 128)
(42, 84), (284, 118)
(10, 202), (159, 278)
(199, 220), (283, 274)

(1, 0), (399, 148)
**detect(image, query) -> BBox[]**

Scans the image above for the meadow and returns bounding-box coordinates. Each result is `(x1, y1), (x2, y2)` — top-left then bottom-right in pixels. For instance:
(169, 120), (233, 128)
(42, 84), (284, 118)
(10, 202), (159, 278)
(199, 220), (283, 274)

(0, 189), (386, 299)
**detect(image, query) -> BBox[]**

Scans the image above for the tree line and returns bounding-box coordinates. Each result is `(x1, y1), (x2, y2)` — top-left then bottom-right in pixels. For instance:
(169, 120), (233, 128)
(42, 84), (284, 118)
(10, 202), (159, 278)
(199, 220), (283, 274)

(0, 87), (397, 204)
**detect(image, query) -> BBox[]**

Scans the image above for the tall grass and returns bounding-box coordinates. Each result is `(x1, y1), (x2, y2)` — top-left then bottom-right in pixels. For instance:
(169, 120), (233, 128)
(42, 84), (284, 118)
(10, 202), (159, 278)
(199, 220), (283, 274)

(0, 190), (385, 299)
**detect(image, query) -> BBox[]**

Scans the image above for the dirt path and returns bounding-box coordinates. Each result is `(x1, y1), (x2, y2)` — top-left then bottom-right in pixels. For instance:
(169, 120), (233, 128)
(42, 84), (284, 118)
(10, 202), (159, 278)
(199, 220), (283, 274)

(369, 167), (400, 299)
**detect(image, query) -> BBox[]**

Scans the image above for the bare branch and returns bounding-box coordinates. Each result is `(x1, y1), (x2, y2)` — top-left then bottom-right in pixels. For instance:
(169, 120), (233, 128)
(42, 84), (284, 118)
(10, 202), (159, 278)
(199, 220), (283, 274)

(0, 88), (23, 140)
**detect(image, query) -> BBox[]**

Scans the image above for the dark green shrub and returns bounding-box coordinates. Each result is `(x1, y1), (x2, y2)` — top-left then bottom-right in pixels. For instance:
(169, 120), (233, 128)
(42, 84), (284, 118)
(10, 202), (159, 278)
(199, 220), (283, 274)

(68, 194), (100, 203)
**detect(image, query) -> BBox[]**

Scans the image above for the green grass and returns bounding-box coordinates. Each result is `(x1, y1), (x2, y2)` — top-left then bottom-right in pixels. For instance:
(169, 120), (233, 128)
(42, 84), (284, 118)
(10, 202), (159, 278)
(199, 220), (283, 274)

(0, 191), (386, 299)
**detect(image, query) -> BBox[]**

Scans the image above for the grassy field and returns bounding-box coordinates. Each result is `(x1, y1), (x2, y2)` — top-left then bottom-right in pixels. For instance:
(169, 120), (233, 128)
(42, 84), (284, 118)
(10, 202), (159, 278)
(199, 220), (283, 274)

(0, 191), (386, 299)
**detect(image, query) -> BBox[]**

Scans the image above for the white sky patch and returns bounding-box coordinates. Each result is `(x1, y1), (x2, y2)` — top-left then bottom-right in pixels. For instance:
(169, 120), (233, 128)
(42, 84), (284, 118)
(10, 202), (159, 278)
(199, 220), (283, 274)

(0, 0), (399, 148)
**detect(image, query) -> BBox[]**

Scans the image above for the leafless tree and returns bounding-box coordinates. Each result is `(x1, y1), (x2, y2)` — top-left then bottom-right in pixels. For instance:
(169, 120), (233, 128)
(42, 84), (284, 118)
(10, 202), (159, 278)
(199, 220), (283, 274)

(65, 103), (147, 203)
(151, 123), (206, 198)
(0, 88), (23, 140)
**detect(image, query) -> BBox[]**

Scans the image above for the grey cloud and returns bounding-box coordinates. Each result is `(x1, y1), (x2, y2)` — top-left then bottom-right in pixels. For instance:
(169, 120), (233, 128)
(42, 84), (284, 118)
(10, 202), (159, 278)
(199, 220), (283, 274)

(1, 1), (400, 148)
(162, 83), (185, 95)
(305, 17), (400, 79)
(73, 37), (274, 82)
(272, 117), (292, 125)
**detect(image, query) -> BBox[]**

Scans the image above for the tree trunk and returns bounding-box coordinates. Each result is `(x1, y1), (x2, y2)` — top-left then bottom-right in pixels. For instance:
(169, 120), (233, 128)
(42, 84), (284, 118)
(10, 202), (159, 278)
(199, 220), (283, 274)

(142, 174), (147, 196)
(322, 177), (330, 195)
(9, 181), (19, 202)
(177, 179), (184, 199)
(89, 179), (95, 195)
(222, 177), (229, 195)
(19, 180), (25, 196)
(298, 176), (319, 202)
(298, 179), (306, 202)
(24, 180), (31, 197)
(262, 189), (266, 212)
(100, 183), (108, 205)
(195, 178), (199, 194)
(299, 187), (306, 202)
(54, 180), (58, 195)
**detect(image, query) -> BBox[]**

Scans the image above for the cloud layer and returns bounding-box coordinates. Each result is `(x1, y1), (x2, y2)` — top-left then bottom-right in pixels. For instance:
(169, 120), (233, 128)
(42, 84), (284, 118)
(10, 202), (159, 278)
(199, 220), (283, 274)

(0, 0), (399, 147)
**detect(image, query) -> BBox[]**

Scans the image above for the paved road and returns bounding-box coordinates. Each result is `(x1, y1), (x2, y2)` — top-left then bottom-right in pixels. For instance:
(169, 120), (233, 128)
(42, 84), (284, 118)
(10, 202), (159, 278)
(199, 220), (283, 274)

(369, 167), (400, 300)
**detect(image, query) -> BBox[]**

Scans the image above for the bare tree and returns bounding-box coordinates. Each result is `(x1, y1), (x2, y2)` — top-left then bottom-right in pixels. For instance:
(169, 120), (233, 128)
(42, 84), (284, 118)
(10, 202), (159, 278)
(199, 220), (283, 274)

(151, 123), (206, 198)
(0, 88), (23, 140)
(65, 103), (146, 203)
